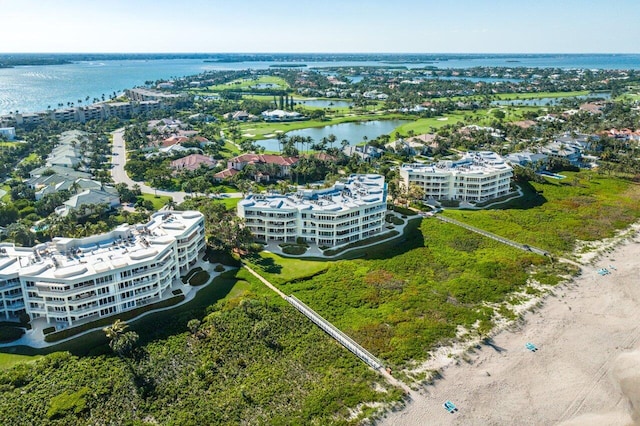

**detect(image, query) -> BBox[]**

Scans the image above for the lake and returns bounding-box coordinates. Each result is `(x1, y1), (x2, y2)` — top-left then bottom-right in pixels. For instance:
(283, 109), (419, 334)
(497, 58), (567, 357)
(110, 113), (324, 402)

(1, 54), (639, 115)
(294, 99), (353, 108)
(256, 120), (410, 152)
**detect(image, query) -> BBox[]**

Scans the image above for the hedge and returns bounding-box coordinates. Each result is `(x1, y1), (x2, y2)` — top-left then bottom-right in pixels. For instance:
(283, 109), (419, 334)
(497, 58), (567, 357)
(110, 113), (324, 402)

(188, 271), (211, 286)
(323, 231), (400, 256)
(44, 295), (185, 343)
(0, 326), (25, 343)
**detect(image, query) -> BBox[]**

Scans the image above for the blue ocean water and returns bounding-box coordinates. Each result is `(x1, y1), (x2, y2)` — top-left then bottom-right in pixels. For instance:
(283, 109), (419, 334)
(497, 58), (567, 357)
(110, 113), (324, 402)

(0, 54), (638, 115)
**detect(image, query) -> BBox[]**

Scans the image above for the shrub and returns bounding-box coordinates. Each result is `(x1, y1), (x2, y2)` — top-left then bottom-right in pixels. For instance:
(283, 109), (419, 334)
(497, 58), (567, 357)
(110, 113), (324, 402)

(43, 326), (56, 335)
(189, 271), (211, 286)
(385, 214), (404, 225)
(0, 326), (24, 342)
(391, 205), (416, 216)
(282, 244), (307, 255)
(214, 264), (225, 272)
(46, 387), (89, 419)
(440, 199), (460, 207)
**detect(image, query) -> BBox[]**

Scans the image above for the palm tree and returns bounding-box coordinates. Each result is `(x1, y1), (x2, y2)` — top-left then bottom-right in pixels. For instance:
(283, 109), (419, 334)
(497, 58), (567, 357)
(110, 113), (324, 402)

(103, 319), (139, 357)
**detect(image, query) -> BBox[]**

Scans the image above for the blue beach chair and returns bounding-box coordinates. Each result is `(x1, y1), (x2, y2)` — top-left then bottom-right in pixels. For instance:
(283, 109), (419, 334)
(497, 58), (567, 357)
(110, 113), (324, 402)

(443, 400), (458, 414)
(525, 342), (538, 352)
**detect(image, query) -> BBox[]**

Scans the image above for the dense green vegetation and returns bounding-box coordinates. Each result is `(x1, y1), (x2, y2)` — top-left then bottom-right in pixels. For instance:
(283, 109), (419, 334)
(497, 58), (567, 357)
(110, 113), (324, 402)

(444, 171), (640, 253)
(247, 218), (553, 365)
(0, 269), (402, 425)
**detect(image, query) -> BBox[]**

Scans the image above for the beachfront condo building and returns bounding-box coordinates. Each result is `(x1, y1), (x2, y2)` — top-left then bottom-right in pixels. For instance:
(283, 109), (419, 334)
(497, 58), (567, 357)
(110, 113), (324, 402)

(238, 174), (387, 247)
(399, 151), (513, 202)
(0, 211), (205, 327)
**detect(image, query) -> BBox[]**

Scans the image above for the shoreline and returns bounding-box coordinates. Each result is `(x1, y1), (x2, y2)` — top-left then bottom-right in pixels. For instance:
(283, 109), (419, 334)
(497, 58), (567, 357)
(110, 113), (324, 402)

(379, 226), (640, 425)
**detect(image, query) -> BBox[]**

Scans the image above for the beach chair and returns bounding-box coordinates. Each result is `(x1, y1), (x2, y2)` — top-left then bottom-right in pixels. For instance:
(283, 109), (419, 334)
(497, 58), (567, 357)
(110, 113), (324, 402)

(443, 400), (458, 414)
(609, 264), (616, 271)
(525, 342), (538, 352)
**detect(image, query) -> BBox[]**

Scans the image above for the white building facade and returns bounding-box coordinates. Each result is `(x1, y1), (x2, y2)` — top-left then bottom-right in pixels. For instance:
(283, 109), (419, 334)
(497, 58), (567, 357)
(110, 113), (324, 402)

(0, 211), (205, 327)
(238, 174), (388, 247)
(400, 151), (513, 202)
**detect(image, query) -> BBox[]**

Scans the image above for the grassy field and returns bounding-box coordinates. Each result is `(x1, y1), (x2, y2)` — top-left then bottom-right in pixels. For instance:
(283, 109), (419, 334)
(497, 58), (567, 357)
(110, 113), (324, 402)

(1, 184), (10, 202)
(203, 76), (289, 92)
(19, 152), (40, 164)
(0, 353), (42, 370)
(393, 106), (539, 135)
(491, 90), (590, 100)
(432, 91), (590, 103)
(0, 141), (22, 148)
(245, 251), (332, 286)
(443, 172), (640, 254)
(139, 193), (173, 210)
(212, 196), (241, 210)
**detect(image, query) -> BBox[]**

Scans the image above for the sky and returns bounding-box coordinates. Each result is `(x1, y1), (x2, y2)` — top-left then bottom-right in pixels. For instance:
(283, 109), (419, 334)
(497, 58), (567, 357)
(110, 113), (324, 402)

(2, 0), (639, 54)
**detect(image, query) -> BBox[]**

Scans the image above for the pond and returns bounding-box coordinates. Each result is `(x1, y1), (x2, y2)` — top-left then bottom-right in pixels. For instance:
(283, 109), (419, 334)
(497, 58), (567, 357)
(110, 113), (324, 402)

(256, 119), (411, 152)
(294, 99), (353, 108)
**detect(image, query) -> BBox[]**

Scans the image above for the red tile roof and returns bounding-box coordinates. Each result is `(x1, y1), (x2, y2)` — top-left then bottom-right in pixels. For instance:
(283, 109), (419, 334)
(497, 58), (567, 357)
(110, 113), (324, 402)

(162, 136), (189, 147)
(213, 168), (239, 179)
(170, 154), (216, 171)
(230, 153), (298, 166)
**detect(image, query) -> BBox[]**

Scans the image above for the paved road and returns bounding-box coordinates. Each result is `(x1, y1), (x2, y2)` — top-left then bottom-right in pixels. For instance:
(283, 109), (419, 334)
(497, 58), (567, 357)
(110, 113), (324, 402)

(111, 129), (243, 204)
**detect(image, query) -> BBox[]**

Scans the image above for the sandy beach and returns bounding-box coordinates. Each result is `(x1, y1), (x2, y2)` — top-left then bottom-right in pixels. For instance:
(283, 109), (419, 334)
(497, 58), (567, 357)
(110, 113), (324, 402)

(380, 231), (640, 426)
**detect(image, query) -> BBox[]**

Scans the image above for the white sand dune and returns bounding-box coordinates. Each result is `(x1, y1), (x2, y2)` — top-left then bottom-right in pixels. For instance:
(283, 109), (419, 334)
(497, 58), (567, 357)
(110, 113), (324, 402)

(379, 231), (640, 426)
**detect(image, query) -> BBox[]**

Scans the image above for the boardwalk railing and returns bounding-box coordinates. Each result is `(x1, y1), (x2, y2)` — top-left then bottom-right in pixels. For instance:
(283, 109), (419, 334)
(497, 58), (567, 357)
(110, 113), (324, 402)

(436, 215), (550, 256)
(287, 295), (384, 370)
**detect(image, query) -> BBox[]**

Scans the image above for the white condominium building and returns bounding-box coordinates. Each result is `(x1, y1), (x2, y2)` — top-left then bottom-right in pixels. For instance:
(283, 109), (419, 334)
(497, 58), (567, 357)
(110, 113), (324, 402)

(238, 174), (387, 247)
(0, 211), (205, 327)
(399, 151), (513, 202)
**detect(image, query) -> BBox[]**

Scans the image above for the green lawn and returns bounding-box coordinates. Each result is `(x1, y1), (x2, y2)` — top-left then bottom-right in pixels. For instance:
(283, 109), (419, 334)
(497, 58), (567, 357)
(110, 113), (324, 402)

(0, 141), (21, 148)
(491, 90), (590, 100)
(204, 76), (289, 92)
(245, 251), (331, 286)
(432, 91), (590, 103)
(392, 106), (544, 136)
(212, 196), (241, 210)
(139, 193), (173, 210)
(19, 152), (39, 164)
(0, 353), (41, 370)
(1, 184), (10, 202)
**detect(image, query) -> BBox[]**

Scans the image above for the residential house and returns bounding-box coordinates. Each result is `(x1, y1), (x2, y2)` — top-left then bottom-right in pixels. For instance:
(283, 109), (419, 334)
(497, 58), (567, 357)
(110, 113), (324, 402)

(214, 153), (298, 182)
(170, 154), (217, 172)
(261, 110), (304, 122)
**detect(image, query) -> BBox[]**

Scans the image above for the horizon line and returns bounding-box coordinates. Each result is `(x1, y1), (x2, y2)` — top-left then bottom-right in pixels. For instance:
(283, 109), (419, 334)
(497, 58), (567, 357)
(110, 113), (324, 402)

(1, 52), (639, 55)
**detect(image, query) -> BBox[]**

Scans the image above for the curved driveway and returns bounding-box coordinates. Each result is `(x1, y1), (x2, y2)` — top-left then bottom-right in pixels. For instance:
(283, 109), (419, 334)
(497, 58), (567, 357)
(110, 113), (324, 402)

(111, 129), (242, 204)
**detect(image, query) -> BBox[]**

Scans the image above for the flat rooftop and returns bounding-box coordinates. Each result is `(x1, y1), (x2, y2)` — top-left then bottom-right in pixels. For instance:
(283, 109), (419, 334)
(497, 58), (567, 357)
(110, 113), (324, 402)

(402, 151), (511, 175)
(239, 174), (386, 213)
(0, 211), (202, 281)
